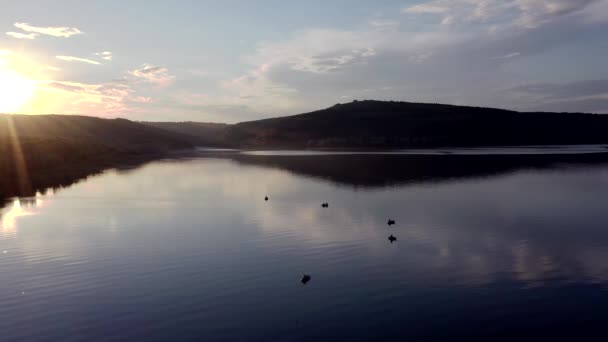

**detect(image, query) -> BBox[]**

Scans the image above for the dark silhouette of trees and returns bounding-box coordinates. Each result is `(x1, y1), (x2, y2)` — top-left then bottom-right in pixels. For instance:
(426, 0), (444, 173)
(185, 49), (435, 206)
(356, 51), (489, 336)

(225, 100), (608, 148)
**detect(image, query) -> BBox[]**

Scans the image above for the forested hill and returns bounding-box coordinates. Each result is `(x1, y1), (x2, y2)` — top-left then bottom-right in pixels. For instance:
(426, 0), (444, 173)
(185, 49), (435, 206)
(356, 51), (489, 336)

(224, 100), (608, 148)
(1, 114), (193, 153)
(0, 114), (193, 198)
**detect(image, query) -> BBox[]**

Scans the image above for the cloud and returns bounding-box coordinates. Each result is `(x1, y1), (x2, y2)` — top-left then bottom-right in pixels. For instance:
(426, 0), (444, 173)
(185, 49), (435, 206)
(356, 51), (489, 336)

(369, 19), (400, 29)
(507, 79), (608, 113)
(220, 63), (299, 114)
(246, 28), (460, 76)
(492, 52), (521, 59)
(44, 65), (61, 72)
(532, 97), (608, 113)
(128, 64), (174, 86)
(401, 0), (600, 28)
(95, 51), (113, 61)
(14, 22), (82, 38)
(402, 2), (451, 14)
(204, 0), (608, 120)
(508, 79), (608, 99)
(515, 0), (600, 28)
(37, 80), (133, 116)
(56, 55), (101, 65)
(6, 31), (38, 39)
(409, 52), (433, 62)
(292, 48), (377, 74)
(580, 0), (608, 23)
(130, 96), (152, 103)
(214, 24), (474, 116)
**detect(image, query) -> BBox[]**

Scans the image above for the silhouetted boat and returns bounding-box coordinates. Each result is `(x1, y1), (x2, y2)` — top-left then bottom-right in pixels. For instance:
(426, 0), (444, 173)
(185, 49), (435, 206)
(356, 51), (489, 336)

(388, 235), (397, 243)
(265, 196), (268, 201)
(301, 274), (311, 284)
(387, 219), (395, 226)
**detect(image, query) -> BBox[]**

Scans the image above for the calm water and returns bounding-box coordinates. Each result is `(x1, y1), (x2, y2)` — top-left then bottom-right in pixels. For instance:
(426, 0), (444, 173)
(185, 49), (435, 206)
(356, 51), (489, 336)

(3, 152), (608, 341)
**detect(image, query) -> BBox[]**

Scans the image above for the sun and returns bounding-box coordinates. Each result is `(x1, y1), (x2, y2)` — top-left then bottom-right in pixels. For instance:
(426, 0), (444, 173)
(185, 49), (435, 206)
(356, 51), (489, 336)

(0, 69), (36, 113)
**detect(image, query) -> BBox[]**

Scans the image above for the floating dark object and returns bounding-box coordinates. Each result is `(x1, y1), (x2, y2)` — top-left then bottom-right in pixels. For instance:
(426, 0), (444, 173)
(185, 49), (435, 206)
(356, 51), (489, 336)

(265, 196), (269, 201)
(388, 235), (397, 243)
(321, 202), (328, 208)
(387, 219), (396, 226)
(301, 274), (311, 284)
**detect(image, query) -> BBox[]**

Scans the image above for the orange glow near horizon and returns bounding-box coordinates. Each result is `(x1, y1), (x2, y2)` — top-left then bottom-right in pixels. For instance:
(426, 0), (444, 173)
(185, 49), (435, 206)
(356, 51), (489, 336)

(0, 69), (36, 113)
(1, 193), (48, 237)
(0, 51), (129, 117)
(1, 199), (33, 236)
(0, 51), (71, 115)
(0, 51), (47, 114)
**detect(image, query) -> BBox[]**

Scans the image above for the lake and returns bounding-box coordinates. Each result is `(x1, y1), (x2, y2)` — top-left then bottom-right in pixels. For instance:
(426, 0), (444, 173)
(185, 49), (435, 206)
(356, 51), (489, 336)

(3, 150), (608, 341)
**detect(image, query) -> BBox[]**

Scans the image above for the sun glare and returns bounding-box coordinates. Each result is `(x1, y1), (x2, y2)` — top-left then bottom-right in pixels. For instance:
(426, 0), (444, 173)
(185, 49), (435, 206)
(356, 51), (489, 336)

(0, 69), (36, 113)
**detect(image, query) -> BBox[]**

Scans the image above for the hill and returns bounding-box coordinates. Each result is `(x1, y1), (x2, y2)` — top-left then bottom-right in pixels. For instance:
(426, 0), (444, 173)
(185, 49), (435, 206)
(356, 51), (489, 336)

(1, 114), (192, 153)
(225, 100), (608, 148)
(0, 114), (193, 198)
(140, 121), (229, 147)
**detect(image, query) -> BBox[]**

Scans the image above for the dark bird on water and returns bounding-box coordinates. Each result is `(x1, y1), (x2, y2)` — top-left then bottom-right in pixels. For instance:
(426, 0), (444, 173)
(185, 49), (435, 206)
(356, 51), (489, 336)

(387, 219), (395, 226)
(265, 196), (269, 201)
(321, 202), (328, 208)
(301, 274), (311, 284)
(388, 235), (397, 243)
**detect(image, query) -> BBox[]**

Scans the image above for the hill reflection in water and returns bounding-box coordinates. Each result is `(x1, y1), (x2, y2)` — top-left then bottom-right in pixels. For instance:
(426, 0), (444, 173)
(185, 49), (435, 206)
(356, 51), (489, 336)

(228, 151), (608, 188)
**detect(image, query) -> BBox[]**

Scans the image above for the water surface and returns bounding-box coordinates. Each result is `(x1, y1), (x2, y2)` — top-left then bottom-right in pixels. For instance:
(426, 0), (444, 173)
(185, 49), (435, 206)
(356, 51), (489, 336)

(2, 152), (608, 340)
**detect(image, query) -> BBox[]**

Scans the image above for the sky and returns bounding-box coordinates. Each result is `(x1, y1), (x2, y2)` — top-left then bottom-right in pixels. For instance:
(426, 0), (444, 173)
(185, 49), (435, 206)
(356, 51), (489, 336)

(0, 0), (607, 123)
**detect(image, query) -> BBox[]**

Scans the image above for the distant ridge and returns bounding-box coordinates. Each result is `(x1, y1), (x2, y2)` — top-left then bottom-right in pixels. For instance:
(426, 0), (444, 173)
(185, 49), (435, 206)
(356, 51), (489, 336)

(223, 100), (608, 148)
(141, 121), (229, 147)
(145, 100), (608, 148)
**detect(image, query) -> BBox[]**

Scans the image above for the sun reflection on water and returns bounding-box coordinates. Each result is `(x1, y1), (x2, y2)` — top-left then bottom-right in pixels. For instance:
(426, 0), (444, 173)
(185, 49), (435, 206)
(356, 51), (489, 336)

(1, 192), (47, 236)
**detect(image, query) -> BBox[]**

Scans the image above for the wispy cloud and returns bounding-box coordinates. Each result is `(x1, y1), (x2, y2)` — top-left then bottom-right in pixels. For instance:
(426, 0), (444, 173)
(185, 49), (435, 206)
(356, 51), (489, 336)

(402, 0), (600, 29)
(402, 2), (451, 14)
(95, 51), (113, 61)
(128, 64), (174, 86)
(506, 79), (608, 113)
(130, 96), (152, 103)
(222, 63), (297, 100)
(44, 65), (61, 72)
(508, 79), (608, 99)
(39, 80), (133, 116)
(492, 52), (520, 59)
(292, 48), (377, 74)
(56, 55), (101, 65)
(6, 31), (38, 39)
(369, 19), (400, 29)
(14, 22), (83, 38)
